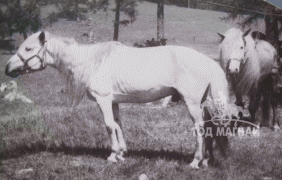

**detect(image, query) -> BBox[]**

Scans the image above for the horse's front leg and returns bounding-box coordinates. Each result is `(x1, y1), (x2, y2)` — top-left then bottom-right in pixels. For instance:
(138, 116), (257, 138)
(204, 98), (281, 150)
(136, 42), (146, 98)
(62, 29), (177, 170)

(190, 122), (205, 169)
(96, 96), (126, 163)
(234, 93), (247, 119)
(202, 107), (214, 168)
(186, 101), (205, 169)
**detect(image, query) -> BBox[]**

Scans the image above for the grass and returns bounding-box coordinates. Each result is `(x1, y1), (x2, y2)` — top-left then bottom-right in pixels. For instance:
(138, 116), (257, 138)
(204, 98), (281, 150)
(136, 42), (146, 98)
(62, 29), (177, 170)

(1, 1), (282, 179)
(2, 97), (282, 179)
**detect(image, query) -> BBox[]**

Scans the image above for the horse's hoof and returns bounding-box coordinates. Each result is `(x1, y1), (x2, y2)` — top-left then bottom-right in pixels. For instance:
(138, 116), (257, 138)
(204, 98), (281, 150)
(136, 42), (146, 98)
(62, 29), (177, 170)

(274, 125), (280, 132)
(189, 161), (200, 169)
(107, 153), (118, 163)
(116, 154), (125, 162)
(138, 174), (149, 180)
(189, 164), (200, 169)
(202, 159), (209, 168)
(107, 157), (118, 163)
(243, 112), (250, 118)
(252, 129), (260, 137)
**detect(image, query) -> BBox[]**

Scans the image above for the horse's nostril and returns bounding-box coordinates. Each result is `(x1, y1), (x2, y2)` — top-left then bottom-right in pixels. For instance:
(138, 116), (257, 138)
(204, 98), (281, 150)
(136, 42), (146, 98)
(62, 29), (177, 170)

(235, 68), (238, 73)
(5, 64), (10, 76)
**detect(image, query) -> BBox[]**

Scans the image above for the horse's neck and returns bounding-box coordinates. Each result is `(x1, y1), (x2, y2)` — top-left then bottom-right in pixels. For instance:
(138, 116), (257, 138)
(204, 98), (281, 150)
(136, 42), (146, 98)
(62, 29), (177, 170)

(45, 38), (72, 67)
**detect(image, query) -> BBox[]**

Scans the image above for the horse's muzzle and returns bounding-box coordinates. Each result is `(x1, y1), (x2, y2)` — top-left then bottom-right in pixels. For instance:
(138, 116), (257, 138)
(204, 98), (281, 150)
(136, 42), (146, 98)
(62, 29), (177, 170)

(228, 66), (239, 74)
(228, 59), (241, 74)
(5, 64), (16, 78)
(5, 63), (22, 78)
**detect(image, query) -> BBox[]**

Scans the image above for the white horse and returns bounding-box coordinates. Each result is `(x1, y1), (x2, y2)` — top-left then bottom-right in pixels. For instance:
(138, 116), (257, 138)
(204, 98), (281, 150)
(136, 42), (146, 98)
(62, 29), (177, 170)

(218, 28), (279, 131)
(5, 31), (231, 169)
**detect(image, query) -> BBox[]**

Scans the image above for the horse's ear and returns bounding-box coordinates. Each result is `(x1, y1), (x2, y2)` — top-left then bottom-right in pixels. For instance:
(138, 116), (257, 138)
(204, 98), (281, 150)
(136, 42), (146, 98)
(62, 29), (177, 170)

(39, 31), (45, 46)
(242, 28), (251, 37)
(217, 33), (225, 42)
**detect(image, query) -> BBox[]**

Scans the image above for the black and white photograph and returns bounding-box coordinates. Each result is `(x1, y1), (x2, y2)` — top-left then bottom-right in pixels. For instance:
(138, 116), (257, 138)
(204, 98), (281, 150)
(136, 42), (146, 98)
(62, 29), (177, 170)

(1, 0), (282, 179)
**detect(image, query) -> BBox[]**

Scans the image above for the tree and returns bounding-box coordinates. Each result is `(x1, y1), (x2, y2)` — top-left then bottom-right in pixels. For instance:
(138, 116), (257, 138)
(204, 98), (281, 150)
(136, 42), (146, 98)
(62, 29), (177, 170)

(157, 0), (164, 40)
(262, 3), (281, 47)
(113, 0), (122, 41)
(94, 0), (110, 20)
(53, 0), (86, 20)
(113, 0), (138, 41)
(223, 0), (280, 46)
(0, 0), (42, 39)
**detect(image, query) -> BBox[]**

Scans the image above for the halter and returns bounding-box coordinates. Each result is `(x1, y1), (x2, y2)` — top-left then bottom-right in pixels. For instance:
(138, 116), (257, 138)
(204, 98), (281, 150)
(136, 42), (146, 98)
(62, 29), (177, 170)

(17, 44), (47, 72)
(229, 58), (242, 63)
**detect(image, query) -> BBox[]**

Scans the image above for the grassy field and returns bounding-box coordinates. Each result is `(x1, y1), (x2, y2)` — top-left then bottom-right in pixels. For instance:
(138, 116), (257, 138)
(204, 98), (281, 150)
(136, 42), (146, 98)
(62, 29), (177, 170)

(1, 1), (282, 180)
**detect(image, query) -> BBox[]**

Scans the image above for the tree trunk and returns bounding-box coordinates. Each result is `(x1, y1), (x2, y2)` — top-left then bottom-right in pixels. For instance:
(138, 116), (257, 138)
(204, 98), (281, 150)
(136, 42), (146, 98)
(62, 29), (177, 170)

(74, 0), (79, 16)
(157, 0), (164, 40)
(185, 0), (190, 8)
(23, 32), (27, 40)
(113, 0), (121, 41)
(263, 4), (280, 48)
(106, 7), (108, 20)
(265, 16), (279, 47)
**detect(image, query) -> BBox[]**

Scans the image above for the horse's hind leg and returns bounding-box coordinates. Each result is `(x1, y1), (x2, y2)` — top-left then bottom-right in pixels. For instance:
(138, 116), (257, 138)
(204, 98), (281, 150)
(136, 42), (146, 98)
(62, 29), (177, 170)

(184, 98), (205, 169)
(202, 107), (214, 167)
(271, 98), (280, 132)
(96, 96), (126, 163)
(203, 134), (213, 168)
(112, 103), (127, 160)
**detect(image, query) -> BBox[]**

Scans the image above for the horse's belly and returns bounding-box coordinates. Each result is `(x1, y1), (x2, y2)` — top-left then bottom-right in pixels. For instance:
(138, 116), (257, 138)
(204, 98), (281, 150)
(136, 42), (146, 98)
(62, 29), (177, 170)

(112, 87), (177, 103)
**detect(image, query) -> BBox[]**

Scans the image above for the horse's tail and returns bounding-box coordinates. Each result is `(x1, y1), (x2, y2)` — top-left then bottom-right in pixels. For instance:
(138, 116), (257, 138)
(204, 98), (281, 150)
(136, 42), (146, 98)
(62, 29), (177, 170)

(201, 83), (211, 105)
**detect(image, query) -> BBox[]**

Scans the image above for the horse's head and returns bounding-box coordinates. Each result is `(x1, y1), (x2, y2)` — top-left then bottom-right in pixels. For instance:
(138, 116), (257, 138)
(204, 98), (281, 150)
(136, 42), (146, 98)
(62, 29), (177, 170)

(218, 28), (251, 75)
(5, 31), (47, 78)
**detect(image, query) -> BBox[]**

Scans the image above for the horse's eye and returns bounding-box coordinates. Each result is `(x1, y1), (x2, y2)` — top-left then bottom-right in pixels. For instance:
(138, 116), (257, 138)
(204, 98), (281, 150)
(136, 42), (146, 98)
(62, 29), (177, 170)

(240, 46), (244, 49)
(25, 47), (32, 51)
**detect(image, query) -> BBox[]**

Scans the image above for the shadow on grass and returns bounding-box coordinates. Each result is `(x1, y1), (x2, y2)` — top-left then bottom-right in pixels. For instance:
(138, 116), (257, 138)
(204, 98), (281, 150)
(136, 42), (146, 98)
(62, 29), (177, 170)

(0, 141), (195, 164)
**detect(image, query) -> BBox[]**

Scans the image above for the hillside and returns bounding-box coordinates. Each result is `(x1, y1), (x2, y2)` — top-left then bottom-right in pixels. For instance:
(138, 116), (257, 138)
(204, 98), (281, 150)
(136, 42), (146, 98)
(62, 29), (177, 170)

(42, 1), (266, 60)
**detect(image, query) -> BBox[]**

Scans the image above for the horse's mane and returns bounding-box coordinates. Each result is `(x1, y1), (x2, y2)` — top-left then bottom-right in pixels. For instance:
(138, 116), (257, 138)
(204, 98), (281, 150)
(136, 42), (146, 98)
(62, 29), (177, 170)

(46, 34), (78, 107)
(47, 32), (77, 45)
(234, 34), (260, 95)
